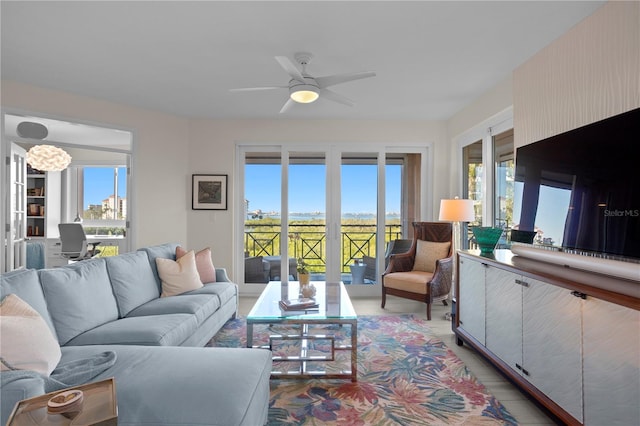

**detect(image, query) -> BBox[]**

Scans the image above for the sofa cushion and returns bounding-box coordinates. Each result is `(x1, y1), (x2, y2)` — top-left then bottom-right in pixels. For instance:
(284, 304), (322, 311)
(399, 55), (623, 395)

(157, 250), (203, 297)
(39, 259), (119, 345)
(186, 282), (237, 307)
(0, 268), (56, 336)
(126, 294), (220, 325)
(176, 246), (216, 283)
(137, 243), (179, 291)
(66, 314), (198, 346)
(106, 251), (160, 317)
(57, 344), (271, 426)
(0, 375), (45, 426)
(0, 294), (61, 376)
(413, 240), (451, 273)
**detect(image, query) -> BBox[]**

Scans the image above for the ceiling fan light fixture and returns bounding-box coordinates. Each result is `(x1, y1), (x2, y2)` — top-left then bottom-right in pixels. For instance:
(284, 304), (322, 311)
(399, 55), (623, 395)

(290, 85), (319, 103)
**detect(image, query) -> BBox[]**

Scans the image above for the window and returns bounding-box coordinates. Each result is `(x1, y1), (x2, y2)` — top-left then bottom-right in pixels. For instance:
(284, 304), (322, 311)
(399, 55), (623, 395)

(458, 109), (514, 248)
(70, 165), (127, 236)
(493, 129), (514, 230)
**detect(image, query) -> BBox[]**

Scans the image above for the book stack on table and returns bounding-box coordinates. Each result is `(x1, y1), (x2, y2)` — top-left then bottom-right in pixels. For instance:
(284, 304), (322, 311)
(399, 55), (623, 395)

(279, 298), (319, 311)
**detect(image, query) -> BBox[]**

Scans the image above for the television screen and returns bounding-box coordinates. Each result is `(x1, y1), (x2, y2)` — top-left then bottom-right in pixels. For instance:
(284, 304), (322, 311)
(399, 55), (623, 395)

(513, 108), (640, 261)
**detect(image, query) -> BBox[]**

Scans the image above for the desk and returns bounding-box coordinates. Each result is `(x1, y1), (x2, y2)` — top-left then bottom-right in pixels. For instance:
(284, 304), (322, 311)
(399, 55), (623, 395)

(87, 236), (126, 256)
(46, 236), (127, 267)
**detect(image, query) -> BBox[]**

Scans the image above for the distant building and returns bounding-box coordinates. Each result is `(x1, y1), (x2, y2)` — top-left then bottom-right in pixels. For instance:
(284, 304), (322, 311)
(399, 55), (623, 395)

(101, 195), (127, 220)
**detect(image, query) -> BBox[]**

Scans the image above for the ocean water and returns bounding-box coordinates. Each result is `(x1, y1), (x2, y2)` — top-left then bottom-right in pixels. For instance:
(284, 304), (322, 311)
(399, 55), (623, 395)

(255, 212), (400, 221)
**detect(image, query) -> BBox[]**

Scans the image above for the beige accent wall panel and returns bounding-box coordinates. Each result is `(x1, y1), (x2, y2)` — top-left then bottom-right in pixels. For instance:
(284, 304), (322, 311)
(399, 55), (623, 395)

(514, 1), (640, 148)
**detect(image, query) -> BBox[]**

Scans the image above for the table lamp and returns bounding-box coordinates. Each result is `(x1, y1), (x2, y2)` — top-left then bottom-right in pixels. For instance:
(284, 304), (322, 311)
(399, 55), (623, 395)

(439, 197), (475, 301)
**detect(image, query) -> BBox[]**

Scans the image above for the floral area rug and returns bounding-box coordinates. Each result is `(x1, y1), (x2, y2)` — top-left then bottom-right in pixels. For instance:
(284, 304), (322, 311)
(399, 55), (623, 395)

(208, 315), (518, 425)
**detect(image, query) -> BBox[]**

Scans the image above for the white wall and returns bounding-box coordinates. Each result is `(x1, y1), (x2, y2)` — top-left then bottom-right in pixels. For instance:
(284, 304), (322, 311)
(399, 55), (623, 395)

(1, 81), (450, 275)
(187, 119), (448, 279)
(1, 80), (191, 249)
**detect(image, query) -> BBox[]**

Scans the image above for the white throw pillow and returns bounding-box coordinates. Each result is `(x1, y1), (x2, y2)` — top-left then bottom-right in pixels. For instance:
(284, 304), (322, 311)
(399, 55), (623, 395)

(412, 240), (451, 273)
(156, 250), (203, 297)
(0, 294), (61, 376)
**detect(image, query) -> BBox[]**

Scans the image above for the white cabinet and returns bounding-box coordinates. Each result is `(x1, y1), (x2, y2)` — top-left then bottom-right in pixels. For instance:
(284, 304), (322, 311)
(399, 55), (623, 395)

(458, 257), (485, 345)
(481, 262), (583, 422)
(582, 298), (640, 426)
(522, 277), (583, 422)
(456, 251), (638, 425)
(45, 238), (68, 268)
(485, 266), (522, 372)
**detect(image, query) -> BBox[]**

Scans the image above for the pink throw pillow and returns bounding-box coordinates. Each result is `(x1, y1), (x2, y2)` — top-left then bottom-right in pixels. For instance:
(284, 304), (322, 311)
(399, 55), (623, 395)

(176, 246), (216, 283)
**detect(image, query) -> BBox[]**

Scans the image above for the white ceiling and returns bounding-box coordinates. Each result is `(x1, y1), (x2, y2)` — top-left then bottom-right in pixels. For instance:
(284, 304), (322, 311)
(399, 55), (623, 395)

(1, 1), (605, 121)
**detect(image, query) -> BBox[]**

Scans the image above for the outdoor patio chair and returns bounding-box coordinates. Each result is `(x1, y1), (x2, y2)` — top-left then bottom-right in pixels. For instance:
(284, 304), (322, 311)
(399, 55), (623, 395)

(362, 239), (413, 282)
(244, 256), (270, 283)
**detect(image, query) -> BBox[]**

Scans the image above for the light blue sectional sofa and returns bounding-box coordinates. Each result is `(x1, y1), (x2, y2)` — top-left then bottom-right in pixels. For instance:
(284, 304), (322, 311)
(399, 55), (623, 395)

(0, 243), (271, 426)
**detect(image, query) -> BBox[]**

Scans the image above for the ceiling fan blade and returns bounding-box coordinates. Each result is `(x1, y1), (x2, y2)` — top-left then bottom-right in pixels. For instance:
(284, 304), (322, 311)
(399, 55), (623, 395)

(229, 86), (287, 92)
(275, 56), (305, 83)
(279, 98), (296, 114)
(320, 88), (355, 107)
(315, 71), (376, 89)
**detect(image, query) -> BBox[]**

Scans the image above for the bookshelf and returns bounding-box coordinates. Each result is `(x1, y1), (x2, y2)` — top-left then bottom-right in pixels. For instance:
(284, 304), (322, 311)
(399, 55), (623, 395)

(26, 169), (60, 239)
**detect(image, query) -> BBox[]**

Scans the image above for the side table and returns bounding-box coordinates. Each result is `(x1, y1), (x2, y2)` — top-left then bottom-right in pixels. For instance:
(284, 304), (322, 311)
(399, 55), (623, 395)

(349, 263), (366, 284)
(7, 378), (117, 426)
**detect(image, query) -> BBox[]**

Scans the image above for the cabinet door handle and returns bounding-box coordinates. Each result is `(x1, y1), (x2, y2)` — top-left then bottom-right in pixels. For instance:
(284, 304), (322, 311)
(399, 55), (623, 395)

(571, 291), (587, 299)
(515, 279), (529, 287)
(515, 363), (530, 375)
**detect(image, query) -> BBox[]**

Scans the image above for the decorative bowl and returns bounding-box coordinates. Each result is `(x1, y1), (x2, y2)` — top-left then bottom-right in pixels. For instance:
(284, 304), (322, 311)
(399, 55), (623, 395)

(47, 389), (84, 416)
(472, 227), (503, 254)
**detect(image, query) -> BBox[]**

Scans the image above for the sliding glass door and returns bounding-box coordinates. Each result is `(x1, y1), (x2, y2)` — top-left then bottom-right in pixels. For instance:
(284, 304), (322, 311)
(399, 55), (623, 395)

(239, 144), (428, 294)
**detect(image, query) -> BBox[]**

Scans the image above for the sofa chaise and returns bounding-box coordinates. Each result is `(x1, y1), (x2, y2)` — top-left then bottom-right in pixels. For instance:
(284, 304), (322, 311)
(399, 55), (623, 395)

(0, 243), (272, 425)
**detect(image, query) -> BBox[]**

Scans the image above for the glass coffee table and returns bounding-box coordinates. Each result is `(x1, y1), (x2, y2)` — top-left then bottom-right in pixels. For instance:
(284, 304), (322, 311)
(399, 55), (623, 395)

(246, 281), (358, 381)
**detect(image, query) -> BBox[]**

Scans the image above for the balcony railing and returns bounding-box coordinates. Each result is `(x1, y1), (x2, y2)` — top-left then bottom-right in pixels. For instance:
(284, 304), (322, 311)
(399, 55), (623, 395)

(245, 223), (402, 273)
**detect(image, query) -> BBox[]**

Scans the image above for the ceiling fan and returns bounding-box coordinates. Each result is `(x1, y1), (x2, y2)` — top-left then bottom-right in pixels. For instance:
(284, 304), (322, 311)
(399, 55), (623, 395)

(230, 52), (376, 113)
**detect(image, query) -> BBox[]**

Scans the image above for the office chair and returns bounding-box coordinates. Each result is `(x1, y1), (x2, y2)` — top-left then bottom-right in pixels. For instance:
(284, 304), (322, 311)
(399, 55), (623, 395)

(58, 223), (101, 261)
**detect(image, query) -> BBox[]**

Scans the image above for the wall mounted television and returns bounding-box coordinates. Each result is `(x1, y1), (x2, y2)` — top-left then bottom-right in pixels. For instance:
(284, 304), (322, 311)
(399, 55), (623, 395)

(513, 107), (640, 262)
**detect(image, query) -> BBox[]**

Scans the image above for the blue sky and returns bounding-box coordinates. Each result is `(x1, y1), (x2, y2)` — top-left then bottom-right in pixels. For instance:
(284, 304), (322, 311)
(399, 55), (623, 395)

(245, 164), (401, 214)
(513, 183), (571, 245)
(83, 167), (127, 206)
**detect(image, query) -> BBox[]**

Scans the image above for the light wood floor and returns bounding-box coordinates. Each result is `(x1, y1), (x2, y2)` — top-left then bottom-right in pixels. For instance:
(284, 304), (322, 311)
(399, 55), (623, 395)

(239, 295), (558, 425)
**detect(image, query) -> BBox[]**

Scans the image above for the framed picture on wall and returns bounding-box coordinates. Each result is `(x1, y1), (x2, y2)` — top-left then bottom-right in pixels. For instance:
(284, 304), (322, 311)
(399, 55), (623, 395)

(192, 174), (227, 210)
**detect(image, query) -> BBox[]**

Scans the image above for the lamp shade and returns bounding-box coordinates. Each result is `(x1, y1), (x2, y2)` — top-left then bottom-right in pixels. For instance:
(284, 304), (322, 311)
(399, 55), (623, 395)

(26, 145), (72, 172)
(439, 198), (475, 222)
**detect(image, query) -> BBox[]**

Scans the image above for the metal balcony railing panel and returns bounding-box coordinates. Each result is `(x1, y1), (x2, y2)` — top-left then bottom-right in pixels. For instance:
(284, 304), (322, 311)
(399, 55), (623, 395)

(244, 223), (402, 273)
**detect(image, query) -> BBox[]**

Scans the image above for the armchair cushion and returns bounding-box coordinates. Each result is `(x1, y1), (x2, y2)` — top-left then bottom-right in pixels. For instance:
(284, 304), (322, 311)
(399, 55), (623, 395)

(412, 240), (451, 273)
(383, 271), (433, 294)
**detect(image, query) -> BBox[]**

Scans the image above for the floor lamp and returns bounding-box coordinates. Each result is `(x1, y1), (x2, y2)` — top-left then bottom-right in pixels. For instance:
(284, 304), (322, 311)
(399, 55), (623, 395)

(439, 197), (475, 304)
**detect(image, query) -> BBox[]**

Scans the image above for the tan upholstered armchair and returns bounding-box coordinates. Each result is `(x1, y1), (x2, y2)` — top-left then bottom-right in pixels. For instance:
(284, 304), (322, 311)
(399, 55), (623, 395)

(381, 221), (453, 320)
